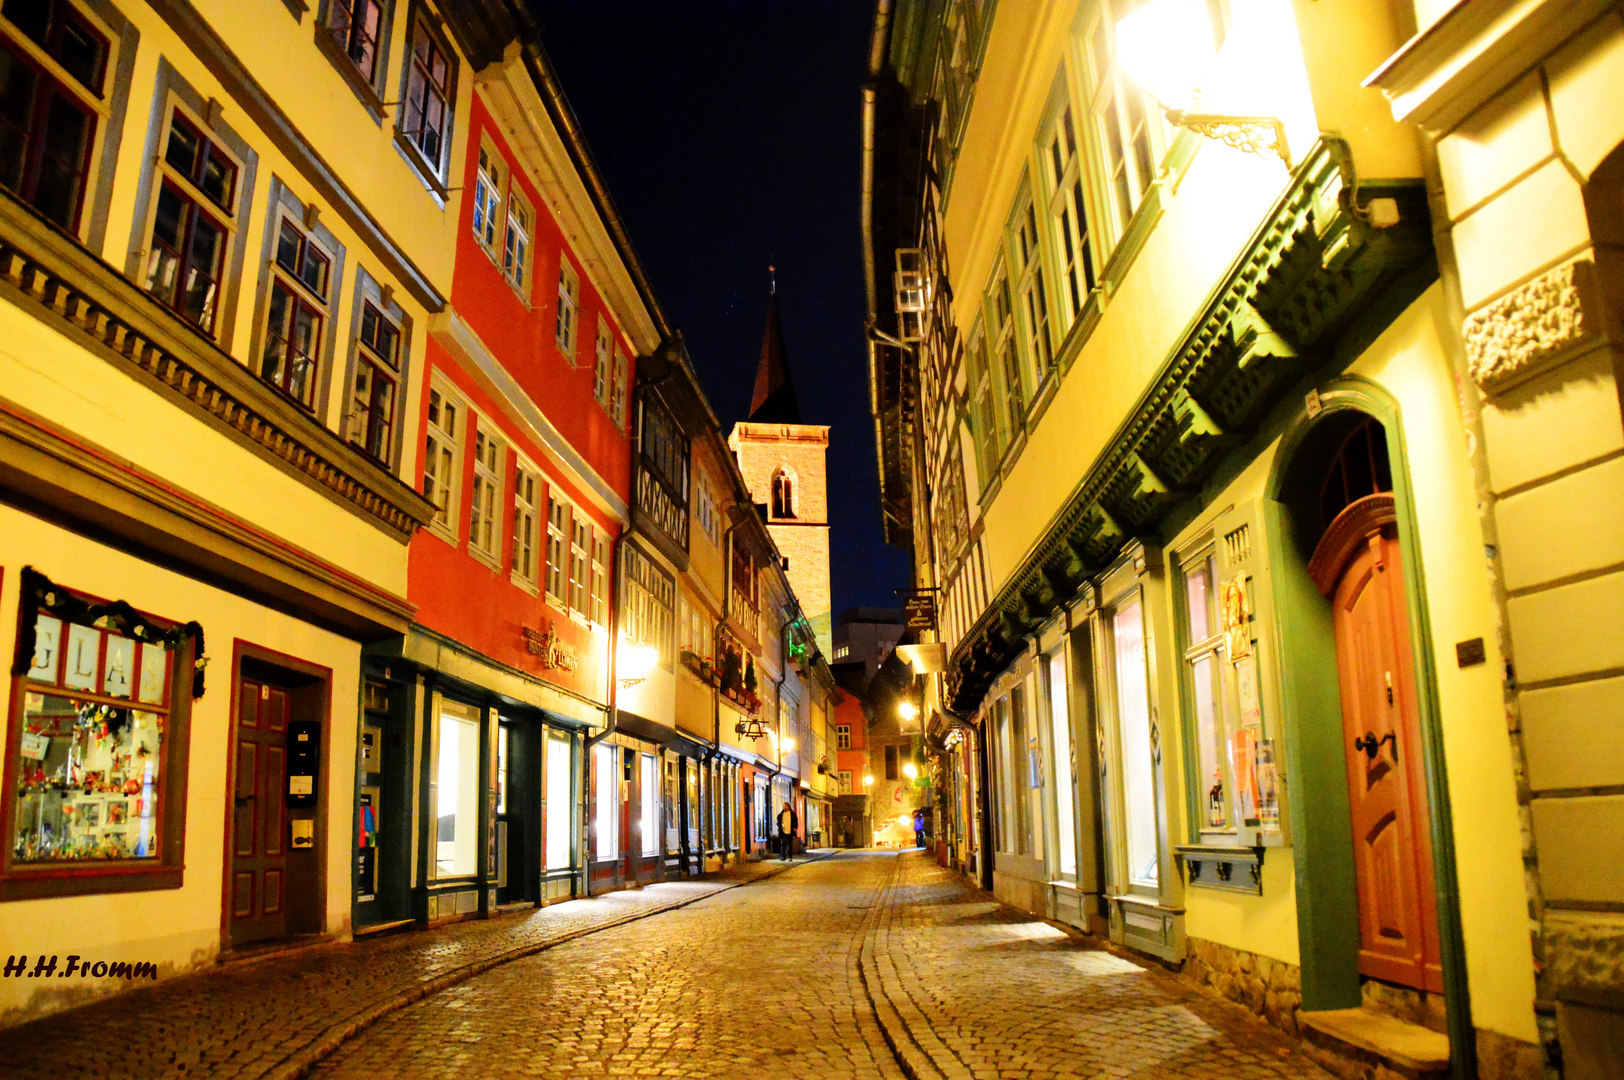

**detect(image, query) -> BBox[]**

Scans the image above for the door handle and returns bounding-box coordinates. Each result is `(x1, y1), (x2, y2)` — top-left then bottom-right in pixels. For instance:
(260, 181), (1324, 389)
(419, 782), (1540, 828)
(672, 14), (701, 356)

(1353, 731), (1399, 763)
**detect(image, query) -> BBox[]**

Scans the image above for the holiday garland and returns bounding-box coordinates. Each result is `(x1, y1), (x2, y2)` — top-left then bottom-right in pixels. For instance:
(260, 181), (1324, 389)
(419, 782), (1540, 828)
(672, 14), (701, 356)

(12, 566), (206, 698)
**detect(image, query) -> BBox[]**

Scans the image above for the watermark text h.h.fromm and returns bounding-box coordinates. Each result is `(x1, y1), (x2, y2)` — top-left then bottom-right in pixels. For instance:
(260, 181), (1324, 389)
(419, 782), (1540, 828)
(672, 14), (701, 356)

(4, 955), (157, 980)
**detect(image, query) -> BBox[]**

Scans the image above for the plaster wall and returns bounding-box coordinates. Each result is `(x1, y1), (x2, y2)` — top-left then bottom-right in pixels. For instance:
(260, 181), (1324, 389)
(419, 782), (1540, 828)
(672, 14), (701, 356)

(0, 509), (360, 1026)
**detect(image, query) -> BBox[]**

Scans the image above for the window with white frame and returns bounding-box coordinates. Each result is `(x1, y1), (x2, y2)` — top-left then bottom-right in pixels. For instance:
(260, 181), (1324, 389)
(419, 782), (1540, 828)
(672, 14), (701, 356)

(1043, 98), (1096, 331)
(555, 259), (579, 362)
(469, 420), (503, 563)
(424, 384), (461, 537)
(622, 545), (675, 664)
(836, 724), (851, 750)
(1083, 3), (1160, 241)
(568, 514), (590, 617)
(987, 261), (1023, 442)
(1112, 592), (1159, 886)
(590, 531), (609, 628)
(1012, 191), (1053, 387)
(503, 188), (532, 293)
(512, 463), (540, 587)
(545, 494), (568, 603)
(261, 213), (334, 412)
(471, 143), (501, 252)
(611, 345), (629, 429)
(1181, 547), (1230, 829)
(838, 770), (853, 795)
(399, 8), (455, 183)
(593, 315), (612, 405)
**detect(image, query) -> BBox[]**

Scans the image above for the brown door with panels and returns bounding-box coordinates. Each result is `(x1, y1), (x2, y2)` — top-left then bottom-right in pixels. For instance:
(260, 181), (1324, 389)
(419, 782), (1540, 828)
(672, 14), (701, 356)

(230, 679), (288, 945)
(1314, 494), (1443, 994)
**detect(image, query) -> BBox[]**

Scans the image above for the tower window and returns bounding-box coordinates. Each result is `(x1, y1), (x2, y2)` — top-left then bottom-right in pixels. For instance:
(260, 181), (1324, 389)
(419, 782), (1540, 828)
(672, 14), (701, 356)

(771, 469), (796, 519)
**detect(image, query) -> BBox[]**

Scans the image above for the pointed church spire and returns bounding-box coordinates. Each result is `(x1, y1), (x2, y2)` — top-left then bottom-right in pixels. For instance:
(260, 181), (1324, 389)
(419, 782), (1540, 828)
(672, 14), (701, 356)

(749, 270), (802, 424)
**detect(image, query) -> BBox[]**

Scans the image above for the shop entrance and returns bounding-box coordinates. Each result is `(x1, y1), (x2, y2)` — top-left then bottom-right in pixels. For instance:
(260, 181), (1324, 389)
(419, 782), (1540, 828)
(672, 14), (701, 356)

(228, 653), (327, 950)
(495, 720), (539, 906)
(1305, 421), (1443, 995)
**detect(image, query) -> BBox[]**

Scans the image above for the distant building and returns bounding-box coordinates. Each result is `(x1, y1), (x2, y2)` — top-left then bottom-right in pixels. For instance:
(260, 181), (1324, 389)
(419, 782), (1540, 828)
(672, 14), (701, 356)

(728, 291), (834, 659)
(832, 607), (904, 678)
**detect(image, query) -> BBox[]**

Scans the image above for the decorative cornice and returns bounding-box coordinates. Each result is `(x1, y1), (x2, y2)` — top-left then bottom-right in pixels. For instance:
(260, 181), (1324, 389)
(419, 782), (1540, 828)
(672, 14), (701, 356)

(1463, 260), (1600, 394)
(0, 191), (436, 541)
(944, 138), (1435, 714)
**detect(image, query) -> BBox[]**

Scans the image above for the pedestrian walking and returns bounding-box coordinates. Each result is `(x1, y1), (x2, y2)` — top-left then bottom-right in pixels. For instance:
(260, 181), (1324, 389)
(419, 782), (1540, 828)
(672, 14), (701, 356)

(913, 808), (926, 850)
(776, 801), (797, 860)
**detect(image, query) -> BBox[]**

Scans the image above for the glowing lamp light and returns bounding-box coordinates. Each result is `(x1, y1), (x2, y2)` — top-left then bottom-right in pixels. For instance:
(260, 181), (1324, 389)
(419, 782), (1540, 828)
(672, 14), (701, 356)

(897, 700), (919, 722)
(863, 774), (875, 787)
(1114, 0), (1219, 115)
(903, 762), (919, 780)
(617, 642), (658, 687)
(782, 737), (796, 752)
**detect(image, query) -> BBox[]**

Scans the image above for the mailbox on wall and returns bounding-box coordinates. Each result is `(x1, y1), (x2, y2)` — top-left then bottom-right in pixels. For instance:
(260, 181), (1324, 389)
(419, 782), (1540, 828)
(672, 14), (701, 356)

(287, 720), (320, 809)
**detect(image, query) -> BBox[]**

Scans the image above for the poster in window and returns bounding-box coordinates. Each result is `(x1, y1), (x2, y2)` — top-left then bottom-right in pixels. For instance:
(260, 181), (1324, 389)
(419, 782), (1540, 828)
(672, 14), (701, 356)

(1232, 728), (1260, 822)
(30, 614), (61, 680)
(103, 635), (134, 698)
(1221, 577), (1252, 661)
(1256, 740), (1280, 834)
(1235, 655), (1262, 728)
(1027, 736), (1043, 789)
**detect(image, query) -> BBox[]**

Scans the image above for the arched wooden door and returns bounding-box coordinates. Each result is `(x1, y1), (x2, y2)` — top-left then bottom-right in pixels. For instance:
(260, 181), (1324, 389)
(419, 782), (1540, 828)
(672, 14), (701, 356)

(1310, 493), (1444, 993)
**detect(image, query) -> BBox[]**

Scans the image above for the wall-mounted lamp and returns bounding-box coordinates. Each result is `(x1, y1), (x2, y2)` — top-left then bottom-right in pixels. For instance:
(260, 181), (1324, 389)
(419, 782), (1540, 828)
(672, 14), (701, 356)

(897, 700), (919, 722)
(782, 737), (796, 753)
(903, 761), (919, 780)
(617, 642), (658, 687)
(1116, 0), (1291, 169)
(863, 774), (875, 787)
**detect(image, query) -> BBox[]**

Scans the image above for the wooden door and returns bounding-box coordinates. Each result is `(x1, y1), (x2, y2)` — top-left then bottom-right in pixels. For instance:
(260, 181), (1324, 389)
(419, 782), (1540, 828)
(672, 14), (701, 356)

(231, 679), (288, 945)
(1326, 516), (1443, 993)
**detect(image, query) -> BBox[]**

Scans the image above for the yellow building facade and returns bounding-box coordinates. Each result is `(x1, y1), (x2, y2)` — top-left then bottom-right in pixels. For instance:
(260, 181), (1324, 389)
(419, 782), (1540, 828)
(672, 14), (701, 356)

(863, 1), (1575, 1076)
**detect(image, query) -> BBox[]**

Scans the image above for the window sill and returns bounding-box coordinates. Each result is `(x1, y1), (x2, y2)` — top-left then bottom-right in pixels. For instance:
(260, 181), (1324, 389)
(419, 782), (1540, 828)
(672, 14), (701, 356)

(392, 131), (449, 204)
(1056, 289), (1105, 378)
(426, 521), (460, 548)
(313, 30), (387, 125)
(1100, 180), (1168, 299)
(1, 863), (184, 901)
(468, 546), (502, 573)
(510, 570), (540, 596)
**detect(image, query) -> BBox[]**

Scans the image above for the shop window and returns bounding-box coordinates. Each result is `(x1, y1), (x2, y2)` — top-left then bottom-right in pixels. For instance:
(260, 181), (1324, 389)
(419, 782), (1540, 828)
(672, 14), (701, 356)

(144, 111), (238, 336)
(398, 7), (454, 183)
(261, 214), (333, 411)
(1047, 648), (1077, 878)
(592, 742), (617, 861)
(555, 259), (578, 362)
(663, 757), (678, 840)
(0, 0), (105, 232)
(469, 419), (504, 566)
(322, 0), (386, 87)
(1182, 548), (1229, 829)
(434, 700), (479, 878)
(1112, 594), (1158, 886)
(640, 754), (658, 856)
(4, 569), (199, 898)
(511, 463), (540, 588)
(544, 733), (572, 870)
(423, 383), (461, 540)
(346, 299), (402, 464)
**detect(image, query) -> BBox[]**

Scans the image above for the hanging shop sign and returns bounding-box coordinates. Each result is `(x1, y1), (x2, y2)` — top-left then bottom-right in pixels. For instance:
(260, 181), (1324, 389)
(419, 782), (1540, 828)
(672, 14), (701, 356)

(901, 593), (937, 633)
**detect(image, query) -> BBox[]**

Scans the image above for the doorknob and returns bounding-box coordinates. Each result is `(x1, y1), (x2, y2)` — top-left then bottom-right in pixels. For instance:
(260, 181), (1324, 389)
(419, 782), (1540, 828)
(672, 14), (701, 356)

(1353, 731), (1399, 763)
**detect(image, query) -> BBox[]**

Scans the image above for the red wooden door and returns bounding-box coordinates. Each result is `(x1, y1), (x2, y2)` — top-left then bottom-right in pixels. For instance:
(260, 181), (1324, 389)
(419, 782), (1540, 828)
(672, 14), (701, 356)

(1330, 525), (1443, 993)
(231, 679), (288, 945)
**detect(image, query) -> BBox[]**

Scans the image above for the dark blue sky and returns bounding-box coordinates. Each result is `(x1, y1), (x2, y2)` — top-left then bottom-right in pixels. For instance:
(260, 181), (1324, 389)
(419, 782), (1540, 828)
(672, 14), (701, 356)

(535, 0), (910, 617)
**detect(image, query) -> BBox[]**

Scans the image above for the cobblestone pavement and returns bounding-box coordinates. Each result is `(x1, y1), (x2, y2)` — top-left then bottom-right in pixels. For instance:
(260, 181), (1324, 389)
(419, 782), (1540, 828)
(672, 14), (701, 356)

(315, 851), (1332, 1080)
(0, 854), (824, 1080)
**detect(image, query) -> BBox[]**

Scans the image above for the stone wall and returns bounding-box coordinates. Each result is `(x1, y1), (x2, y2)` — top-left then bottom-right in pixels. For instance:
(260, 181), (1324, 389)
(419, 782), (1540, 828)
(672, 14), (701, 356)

(1183, 937), (1303, 1035)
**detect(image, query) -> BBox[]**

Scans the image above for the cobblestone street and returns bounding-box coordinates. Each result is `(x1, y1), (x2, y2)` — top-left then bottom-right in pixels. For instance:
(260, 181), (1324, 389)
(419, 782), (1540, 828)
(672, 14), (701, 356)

(313, 851), (1330, 1080)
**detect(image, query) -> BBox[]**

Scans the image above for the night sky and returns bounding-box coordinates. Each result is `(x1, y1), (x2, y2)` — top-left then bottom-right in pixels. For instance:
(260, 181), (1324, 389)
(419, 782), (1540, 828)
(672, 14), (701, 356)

(532, 0), (910, 618)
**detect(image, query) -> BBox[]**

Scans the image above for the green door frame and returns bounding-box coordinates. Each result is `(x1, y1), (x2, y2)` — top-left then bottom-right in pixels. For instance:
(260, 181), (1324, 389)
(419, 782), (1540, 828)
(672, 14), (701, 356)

(1264, 376), (1476, 1080)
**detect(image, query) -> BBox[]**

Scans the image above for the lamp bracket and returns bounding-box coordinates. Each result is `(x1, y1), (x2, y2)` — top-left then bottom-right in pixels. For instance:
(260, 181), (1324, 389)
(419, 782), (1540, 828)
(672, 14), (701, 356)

(1166, 111), (1291, 170)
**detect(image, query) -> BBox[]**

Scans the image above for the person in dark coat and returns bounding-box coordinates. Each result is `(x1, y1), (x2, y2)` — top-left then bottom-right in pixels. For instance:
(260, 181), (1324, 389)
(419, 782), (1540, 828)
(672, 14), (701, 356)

(913, 808), (926, 850)
(776, 801), (797, 860)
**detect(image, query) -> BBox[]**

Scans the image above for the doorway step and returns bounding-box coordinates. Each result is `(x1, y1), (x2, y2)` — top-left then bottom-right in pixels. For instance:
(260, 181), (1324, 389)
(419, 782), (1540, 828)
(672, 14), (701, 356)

(1298, 1008), (1450, 1080)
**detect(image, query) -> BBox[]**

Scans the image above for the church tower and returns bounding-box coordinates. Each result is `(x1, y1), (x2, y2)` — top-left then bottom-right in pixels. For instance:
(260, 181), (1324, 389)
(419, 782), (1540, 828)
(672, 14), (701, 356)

(729, 284), (833, 658)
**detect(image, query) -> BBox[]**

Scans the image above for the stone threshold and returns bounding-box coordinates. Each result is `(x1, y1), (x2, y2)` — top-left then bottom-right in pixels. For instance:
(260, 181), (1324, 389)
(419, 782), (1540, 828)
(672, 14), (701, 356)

(1300, 1006), (1451, 1079)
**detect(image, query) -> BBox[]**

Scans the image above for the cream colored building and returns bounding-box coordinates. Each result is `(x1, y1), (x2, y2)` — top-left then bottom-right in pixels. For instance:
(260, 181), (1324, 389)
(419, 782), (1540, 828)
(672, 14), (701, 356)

(864, 0), (1571, 1076)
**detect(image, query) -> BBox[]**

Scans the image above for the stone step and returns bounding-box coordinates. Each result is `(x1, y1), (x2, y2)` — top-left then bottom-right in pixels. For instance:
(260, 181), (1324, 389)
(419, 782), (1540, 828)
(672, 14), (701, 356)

(1299, 1006), (1452, 1079)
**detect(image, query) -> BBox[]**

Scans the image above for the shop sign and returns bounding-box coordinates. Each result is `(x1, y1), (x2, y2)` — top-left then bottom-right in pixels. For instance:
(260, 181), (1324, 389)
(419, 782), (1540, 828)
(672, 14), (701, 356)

(902, 593), (936, 632)
(523, 621), (580, 672)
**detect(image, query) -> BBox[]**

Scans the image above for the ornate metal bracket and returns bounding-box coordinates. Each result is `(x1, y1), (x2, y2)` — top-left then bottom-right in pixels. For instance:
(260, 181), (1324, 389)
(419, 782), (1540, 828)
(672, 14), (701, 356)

(1166, 111), (1292, 169)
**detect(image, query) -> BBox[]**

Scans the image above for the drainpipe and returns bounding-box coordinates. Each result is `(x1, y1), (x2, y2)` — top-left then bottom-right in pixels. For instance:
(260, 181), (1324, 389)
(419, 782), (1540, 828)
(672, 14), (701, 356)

(707, 514), (747, 867)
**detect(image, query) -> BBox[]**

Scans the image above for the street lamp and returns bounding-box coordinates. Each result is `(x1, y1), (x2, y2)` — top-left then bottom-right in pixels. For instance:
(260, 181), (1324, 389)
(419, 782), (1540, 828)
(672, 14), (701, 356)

(897, 700), (919, 722)
(863, 774), (874, 787)
(903, 761), (918, 780)
(1115, 0), (1292, 168)
(782, 737), (796, 752)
